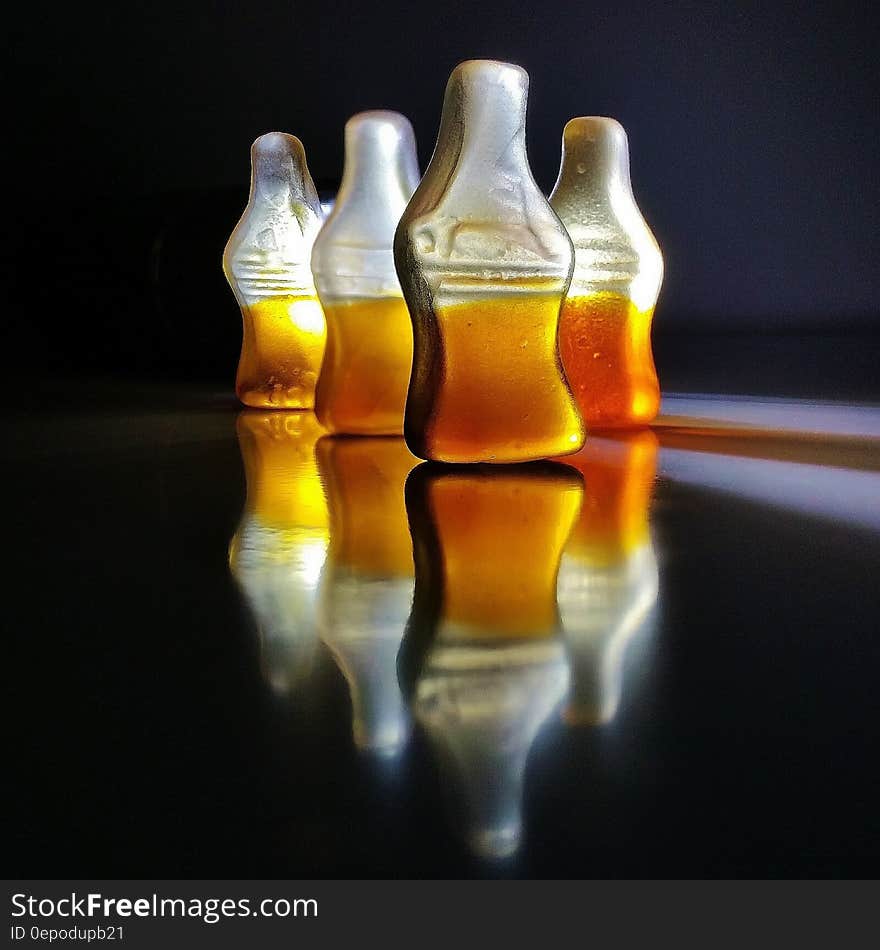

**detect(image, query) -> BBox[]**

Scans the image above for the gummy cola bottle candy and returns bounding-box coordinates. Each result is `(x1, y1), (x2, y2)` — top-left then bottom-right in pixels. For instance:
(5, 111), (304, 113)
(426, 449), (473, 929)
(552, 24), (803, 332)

(223, 133), (326, 409)
(311, 112), (420, 435)
(395, 61), (585, 463)
(549, 118), (663, 428)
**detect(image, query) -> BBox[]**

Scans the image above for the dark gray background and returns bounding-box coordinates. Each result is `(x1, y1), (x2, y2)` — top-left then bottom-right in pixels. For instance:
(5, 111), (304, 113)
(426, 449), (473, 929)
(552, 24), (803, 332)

(7, 0), (879, 378)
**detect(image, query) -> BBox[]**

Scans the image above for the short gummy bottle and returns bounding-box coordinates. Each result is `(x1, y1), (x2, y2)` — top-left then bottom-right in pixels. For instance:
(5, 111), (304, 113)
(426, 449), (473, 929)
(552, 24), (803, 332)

(311, 112), (420, 435)
(549, 118), (663, 428)
(223, 133), (327, 409)
(394, 60), (585, 463)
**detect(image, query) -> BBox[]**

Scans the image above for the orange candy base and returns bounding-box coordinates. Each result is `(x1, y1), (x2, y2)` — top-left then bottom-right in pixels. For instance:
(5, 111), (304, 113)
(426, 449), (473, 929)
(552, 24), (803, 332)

(406, 294), (585, 463)
(236, 296), (327, 409)
(558, 293), (660, 428)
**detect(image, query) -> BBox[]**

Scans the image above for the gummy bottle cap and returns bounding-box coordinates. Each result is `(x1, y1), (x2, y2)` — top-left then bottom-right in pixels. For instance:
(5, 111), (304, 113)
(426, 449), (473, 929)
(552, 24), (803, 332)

(551, 117), (633, 216)
(549, 117), (662, 307)
(396, 60), (573, 293)
(223, 132), (324, 302)
(312, 111), (420, 300)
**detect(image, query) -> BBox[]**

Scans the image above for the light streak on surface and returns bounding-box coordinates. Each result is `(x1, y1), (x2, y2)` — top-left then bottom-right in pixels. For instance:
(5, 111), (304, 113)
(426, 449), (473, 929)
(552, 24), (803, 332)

(656, 394), (880, 531)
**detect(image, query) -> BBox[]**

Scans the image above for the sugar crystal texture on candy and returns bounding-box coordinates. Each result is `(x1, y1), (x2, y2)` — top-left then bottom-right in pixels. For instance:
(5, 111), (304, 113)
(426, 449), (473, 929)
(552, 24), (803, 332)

(394, 60), (585, 463)
(224, 133), (327, 409)
(549, 118), (663, 428)
(311, 112), (421, 435)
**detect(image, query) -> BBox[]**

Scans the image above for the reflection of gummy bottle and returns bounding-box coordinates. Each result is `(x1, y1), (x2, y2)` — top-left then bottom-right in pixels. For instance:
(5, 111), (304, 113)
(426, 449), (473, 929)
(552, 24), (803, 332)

(405, 463), (581, 858)
(223, 133), (326, 409)
(312, 112), (420, 435)
(228, 411), (329, 694)
(317, 437), (418, 756)
(549, 118), (663, 428)
(395, 60), (584, 463)
(556, 431), (659, 724)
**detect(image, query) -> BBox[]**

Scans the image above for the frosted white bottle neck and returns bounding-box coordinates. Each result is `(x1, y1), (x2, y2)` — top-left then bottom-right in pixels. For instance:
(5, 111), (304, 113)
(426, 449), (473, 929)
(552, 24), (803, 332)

(550, 118), (662, 307)
(225, 132), (322, 301)
(398, 60), (573, 289)
(312, 111), (419, 299)
(335, 111), (420, 226)
(449, 63), (529, 180)
(250, 133), (319, 215)
(551, 118), (637, 224)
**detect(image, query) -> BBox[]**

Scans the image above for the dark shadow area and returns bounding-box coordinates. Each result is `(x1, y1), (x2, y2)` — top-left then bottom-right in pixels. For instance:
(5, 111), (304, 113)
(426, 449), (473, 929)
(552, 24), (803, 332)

(6, 185), (879, 404)
(7, 403), (880, 876)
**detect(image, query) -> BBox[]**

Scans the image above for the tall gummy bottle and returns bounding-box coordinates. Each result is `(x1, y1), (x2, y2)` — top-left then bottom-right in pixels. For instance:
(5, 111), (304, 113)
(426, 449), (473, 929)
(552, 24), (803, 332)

(223, 133), (327, 409)
(549, 117), (663, 428)
(394, 60), (585, 463)
(311, 112), (420, 435)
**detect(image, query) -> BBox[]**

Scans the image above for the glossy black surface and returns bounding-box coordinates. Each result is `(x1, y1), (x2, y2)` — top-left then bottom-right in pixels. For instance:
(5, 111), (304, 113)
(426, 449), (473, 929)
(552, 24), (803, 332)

(8, 386), (880, 878)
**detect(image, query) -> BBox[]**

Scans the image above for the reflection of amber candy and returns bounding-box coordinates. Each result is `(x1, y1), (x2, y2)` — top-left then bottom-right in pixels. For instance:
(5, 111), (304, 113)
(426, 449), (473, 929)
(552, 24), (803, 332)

(562, 429), (657, 563)
(559, 293), (660, 429)
(412, 463), (582, 637)
(314, 298), (414, 435)
(235, 295), (327, 409)
(405, 463), (580, 858)
(556, 430), (659, 724)
(317, 437), (417, 755)
(228, 411), (329, 694)
(404, 292), (585, 464)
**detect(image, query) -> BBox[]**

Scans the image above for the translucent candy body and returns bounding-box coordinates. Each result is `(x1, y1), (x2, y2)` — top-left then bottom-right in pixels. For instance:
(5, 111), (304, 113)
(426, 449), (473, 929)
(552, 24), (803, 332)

(314, 297), (414, 435)
(555, 431), (659, 724)
(395, 61), (584, 463)
(549, 118), (663, 427)
(312, 112), (420, 434)
(228, 411), (329, 694)
(224, 133), (326, 409)
(317, 437), (418, 755)
(405, 463), (581, 857)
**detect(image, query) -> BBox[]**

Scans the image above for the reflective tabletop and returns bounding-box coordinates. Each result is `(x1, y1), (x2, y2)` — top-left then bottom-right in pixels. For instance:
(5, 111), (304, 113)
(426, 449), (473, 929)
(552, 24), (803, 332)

(8, 385), (880, 877)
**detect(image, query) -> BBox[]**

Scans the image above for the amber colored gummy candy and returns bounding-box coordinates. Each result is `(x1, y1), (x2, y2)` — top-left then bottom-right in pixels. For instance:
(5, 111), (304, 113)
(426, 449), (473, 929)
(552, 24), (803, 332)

(406, 293), (585, 463)
(558, 292), (660, 428)
(313, 297), (413, 435)
(235, 295), (327, 409)
(410, 464), (582, 637)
